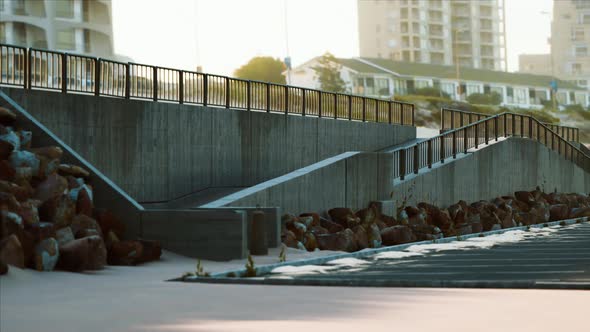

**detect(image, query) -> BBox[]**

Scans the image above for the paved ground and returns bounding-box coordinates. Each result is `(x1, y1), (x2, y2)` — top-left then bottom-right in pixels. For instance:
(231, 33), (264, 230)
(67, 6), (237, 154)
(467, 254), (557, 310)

(234, 223), (590, 289)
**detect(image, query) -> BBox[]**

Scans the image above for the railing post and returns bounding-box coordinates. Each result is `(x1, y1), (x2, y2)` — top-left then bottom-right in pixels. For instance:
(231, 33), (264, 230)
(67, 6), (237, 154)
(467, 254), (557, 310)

(388, 101), (392, 124)
(203, 74), (208, 107)
(411, 104), (415, 126)
(225, 78), (230, 108)
(544, 126), (548, 146)
(452, 130), (457, 158)
(61, 53), (67, 93)
(440, 135), (445, 163)
(362, 98), (366, 122)
(178, 71), (184, 104)
(400, 103), (405, 125)
(520, 115), (524, 137)
(266, 83), (270, 112)
(284, 85), (289, 114)
(400, 149), (406, 181)
(441, 108), (445, 130)
(26, 48), (32, 90)
(484, 119), (489, 144)
(494, 116), (498, 141)
(333, 94), (337, 119)
(318, 92), (322, 118)
(464, 125), (468, 154)
(475, 123), (479, 149)
(302, 89), (306, 116)
(427, 139), (433, 168)
(450, 110), (455, 130)
(512, 114), (516, 136)
(125, 63), (130, 99)
(528, 117), (532, 138)
(246, 80), (251, 111)
(460, 112), (464, 127)
(152, 66), (158, 101)
(503, 113), (507, 137)
(94, 58), (100, 96)
(413, 145), (419, 174)
(348, 95), (352, 120)
(374, 100), (378, 123)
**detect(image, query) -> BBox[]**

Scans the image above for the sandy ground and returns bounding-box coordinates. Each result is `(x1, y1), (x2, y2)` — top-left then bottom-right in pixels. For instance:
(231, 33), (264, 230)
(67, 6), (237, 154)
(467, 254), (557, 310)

(1, 247), (589, 332)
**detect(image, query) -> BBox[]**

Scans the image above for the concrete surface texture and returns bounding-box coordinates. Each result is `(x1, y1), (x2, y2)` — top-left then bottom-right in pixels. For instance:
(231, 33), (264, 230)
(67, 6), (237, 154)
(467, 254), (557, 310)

(1, 87), (416, 203)
(221, 137), (590, 214)
(1, 251), (588, 332)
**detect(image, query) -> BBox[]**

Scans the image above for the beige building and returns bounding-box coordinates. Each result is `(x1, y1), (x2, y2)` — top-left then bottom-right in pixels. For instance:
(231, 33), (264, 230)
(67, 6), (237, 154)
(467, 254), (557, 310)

(518, 54), (552, 76)
(0, 0), (114, 57)
(357, 0), (507, 71)
(550, 0), (590, 90)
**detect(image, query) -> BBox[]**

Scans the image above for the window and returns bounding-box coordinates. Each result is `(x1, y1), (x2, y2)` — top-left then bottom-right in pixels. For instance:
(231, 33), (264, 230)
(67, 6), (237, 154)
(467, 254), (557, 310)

(401, 22), (409, 33)
(83, 29), (91, 53)
(401, 8), (408, 19)
(13, 0), (25, 14)
(579, 12), (590, 24)
(376, 78), (390, 96)
(575, 92), (587, 105)
(441, 82), (455, 97)
(575, 45), (588, 57)
(415, 79), (431, 89)
(55, 0), (74, 18)
(13, 22), (26, 45)
(578, 79), (588, 87)
(514, 87), (528, 104)
(572, 63), (582, 74)
(466, 84), (481, 96)
(393, 79), (407, 95)
(56, 29), (75, 50)
(0, 0), (4, 12)
(402, 51), (411, 61)
(414, 50), (421, 61)
(572, 27), (585, 41)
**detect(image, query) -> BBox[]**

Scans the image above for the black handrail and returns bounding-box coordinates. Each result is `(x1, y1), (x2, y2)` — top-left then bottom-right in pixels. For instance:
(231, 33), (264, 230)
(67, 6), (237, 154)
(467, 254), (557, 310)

(0, 43), (415, 126)
(393, 110), (590, 181)
(440, 107), (580, 143)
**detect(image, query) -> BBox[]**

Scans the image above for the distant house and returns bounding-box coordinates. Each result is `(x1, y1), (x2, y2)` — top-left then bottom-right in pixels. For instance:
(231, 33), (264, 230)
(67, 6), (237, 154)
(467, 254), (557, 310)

(286, 57), (589, 109)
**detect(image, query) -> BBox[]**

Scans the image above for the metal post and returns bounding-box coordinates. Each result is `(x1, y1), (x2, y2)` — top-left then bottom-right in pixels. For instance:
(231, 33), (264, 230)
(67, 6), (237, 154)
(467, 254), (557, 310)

(125, 63), (130, 99)
(246, 80), (251, 111)
(302, 89), (306, 116)
(225, 78), (230, 108)
(94, 58), (100, 96)
(452, 130), (457, 158)
(413, 145), (419, 174)
(388, 101), (392, 124)
(203, 74), (208, 107)
(512, 113), (516, 136)
(484, 119), (489, 144)
(427, 139), (433, 168)
(401, 103), (405, 125)
(411, 104), (415, 126)
(400, 149), (406, 181)
(318, 92), (322, 118)
(441, 108), (445, 130)
(520, 115), (524, 137)
(266, 84), (270, 112)
(460, 112), (464, 127)
(463, 124), (468, 153)
(61, 53), (67, 93)
(152, 66), (158, 101)
(528, 117), (532, 138)
(333, 94), (337, 119)
(475, 123), (479, 149)
(26, 48), (32, 90)
(440, 136), (445, 163)
(178, 71), (184, 104)
(450, 110), (455, 130)
(494, 116), (499, 141)
(348, 95), (352, 120)
(362, 98), (366, 122)
(284, 85), (289, 114)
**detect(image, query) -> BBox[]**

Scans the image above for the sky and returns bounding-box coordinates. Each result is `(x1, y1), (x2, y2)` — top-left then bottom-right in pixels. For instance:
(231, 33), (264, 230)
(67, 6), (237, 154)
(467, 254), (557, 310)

(112, 0), (554, 76)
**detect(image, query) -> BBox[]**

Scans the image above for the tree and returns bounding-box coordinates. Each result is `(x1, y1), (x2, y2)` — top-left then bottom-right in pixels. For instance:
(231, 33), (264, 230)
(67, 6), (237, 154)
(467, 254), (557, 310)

(312, 52), (347, 93)
(234, 56), (286, 84)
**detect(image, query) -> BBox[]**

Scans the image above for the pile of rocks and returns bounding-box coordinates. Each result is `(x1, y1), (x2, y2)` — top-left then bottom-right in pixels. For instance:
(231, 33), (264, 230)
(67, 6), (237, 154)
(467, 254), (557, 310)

(281, 189), (590, 252)
(0, 106), (161, 275)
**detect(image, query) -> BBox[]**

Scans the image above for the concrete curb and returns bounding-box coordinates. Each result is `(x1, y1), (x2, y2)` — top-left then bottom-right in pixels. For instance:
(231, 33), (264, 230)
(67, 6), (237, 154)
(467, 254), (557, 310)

(179, 217), (588, 283)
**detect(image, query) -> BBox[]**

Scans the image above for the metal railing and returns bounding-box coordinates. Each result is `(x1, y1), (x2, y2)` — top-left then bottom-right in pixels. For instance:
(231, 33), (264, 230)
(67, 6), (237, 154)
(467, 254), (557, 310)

(440, 108), (580, 143)
(393, 111), (590, 181)
(0, 43), (415, 126)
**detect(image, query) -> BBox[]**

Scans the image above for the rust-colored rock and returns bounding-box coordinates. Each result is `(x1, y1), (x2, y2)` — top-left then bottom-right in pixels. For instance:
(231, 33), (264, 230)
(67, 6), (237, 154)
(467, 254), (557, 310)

(281, 230), (298, 249)
(26, 222), (55, 242)
(299, 213), (320, 227)
(1, 210), (23, 239)
(76, 188), (93, 217)
(108, 240), (143, 266)
(70, 214), (102, 239)
(351, 225), (369, 250)
(35, 174), (68, 204)
(316, 229), (357, 252)
(58, 235), (107, 271)
(58, 164), (90, 178)
(367, 223), (382, 248)
(549, 204), (570, 221)
(380, 226), (416, 246)
(303, 232), (317, 251)
(356, 206), (377, 225)
(0, 234), (24, 268)
(33, 238), (59, 271)
(0, 107), (17, 125)
(570, 207), (590, 219)
(30, 146), (63, 160)
(310, 225), (329, 236)
(515, 191), (535, 206)
(0, 160), (16, 181)
(319, 217), (344, 234)
(0, 192), (20, 213)
(94, 209), (126, 239)
(0, 140), (14, 160)
(328, 208), (360, 229)
(18, 199), (40, 226)
(137, 239), (162, 263)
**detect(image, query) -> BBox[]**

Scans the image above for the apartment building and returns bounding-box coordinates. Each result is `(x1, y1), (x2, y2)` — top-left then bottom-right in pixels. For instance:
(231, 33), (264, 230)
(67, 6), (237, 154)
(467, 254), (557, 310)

(550, 0), (590, 90)
(358, 0), (506, 71)
(0, 0), (114, 57)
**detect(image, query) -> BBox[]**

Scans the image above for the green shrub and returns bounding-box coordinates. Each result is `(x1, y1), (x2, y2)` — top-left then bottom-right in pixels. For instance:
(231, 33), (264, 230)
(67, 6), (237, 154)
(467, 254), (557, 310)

(414, 87), (451, 99)
(466, 92), (502, 105)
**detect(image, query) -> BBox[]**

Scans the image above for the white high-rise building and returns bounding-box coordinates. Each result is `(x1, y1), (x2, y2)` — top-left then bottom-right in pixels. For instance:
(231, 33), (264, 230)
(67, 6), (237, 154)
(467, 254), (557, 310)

(0, 0), (114, 57)
(358, 0), (507, 71)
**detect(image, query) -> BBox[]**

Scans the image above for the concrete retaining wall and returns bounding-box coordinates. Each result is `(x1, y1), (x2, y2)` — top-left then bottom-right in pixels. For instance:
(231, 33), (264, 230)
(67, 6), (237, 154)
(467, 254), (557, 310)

(2, 88), (416, 203)
(218, 137), (590, 214)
